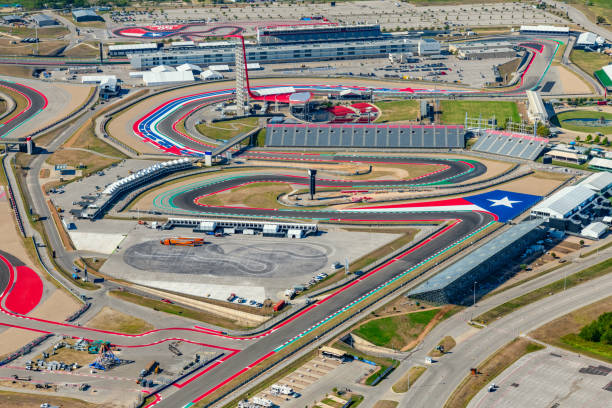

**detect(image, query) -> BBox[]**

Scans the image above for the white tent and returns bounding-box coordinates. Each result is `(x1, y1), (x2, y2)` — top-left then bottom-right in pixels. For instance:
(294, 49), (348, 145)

(151, 65), (175, 73)
(143, 70), (194, 86)
(177, 63), (202, 72)
(201, 69), (223, 81)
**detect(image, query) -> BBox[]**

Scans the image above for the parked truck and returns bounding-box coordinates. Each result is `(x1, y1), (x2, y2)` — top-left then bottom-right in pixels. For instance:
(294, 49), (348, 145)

(273, 300), (285, 312)
(160, 237), (204, 247)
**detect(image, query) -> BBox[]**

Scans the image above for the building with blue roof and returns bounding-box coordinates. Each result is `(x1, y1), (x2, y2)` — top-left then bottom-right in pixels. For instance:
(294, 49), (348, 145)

(407, 219), (547, 305)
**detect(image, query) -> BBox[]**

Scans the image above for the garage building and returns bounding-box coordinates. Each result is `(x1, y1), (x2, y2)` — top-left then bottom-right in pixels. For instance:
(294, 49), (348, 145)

(32, 14), (58, 27)
(72, 9), (104, 23)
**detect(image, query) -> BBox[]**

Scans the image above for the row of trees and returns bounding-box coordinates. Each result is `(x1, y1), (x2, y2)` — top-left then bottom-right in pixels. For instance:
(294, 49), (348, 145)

(579, 312), (612, 344)
(576, 134), (610, 146)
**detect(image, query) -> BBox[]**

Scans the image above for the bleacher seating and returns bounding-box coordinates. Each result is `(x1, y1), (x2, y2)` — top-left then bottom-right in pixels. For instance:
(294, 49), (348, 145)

(471, 130), (547, 160)
(265, 123), (465, 148)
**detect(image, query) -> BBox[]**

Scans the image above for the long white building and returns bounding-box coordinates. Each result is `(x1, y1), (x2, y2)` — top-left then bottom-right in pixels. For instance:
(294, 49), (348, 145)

(526, 90), (548, 124)
(129, 38), (440, 69)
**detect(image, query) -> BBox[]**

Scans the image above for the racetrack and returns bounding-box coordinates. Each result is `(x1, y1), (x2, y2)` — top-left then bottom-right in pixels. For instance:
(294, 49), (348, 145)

(0, 80), (47, 139)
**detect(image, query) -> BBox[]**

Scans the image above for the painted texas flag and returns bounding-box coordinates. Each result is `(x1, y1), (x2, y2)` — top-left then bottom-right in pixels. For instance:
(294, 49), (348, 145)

(342, 190), (542, 222)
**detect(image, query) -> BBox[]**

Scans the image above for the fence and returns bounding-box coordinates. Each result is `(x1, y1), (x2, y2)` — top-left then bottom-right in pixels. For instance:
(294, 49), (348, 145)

(1, 155), (25, 236)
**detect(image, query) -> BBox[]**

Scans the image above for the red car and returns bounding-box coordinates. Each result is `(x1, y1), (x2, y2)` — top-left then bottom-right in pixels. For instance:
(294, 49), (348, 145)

(160, 298), (173, 304)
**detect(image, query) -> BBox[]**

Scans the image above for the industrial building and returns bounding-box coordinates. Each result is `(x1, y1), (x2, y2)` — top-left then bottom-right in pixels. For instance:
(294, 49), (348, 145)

(128, 38), (440, 69)
(448, 40), (514, 54)
(72, 9), (104, 23)
(575, 32), (605, 50)
(407, 219), (547, 305)
(526, 90), (548, 124)
(530, 172), (612, 233)
(32, 13), (58, 27)
(2, 14), (23, 24)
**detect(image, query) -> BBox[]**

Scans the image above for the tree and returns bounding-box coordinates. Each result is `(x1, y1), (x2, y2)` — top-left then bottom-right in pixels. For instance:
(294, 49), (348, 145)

(520, 263), (527, 270)
(603, 136), (610, 146)
(579, 239), (585, 247)
(595, 134), (601, 144)
(597, 15), (606, 24)
(586, 134), (593, 143)
(537, 123), (551, 137)
(576, 136), (581, 142)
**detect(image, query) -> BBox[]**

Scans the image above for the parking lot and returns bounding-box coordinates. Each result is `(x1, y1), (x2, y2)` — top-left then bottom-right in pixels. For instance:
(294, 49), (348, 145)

(468, 348), (612, 408)
(108, 2), (569, 36)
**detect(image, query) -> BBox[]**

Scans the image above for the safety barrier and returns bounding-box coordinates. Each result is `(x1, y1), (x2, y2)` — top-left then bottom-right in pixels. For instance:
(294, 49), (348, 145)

(65, 302), (91, 322)
(1, 155), (25, 236)
(0, 333), (53, 367)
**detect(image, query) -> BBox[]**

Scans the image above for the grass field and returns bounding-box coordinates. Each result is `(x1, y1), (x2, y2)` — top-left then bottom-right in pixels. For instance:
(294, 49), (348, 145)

(476, 257), (612, 325)
(0, 39), (66, 56)
(392, 366), (427, 393)
(0, 64), (33, 78)
(570, 49), (612, 78)
(0, 85), (27, 124)
(85, 306), (153, 334)
(440, 100), (520, 124)
(63, 42), (101, 59)
(109, 290), (253, 331)
(551, 110), (612, 134)
(353, 308), (439, 350)
(0, 390), (99, 408)
(374, 100), (420, 123)
(445, 338), (544, 408)
(196, 117), (259, 141)
(530, 296), (612, 363)
(197, 181), (292, 209)
(0, 25), (69, 39)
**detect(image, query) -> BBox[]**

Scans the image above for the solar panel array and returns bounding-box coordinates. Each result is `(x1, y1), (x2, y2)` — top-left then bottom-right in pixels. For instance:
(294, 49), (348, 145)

(265, 124), (465, 148)
(472, 130), (547, 160)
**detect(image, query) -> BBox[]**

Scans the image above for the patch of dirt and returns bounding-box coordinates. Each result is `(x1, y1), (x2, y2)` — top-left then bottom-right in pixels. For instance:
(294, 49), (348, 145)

(85, 306), (154, 334)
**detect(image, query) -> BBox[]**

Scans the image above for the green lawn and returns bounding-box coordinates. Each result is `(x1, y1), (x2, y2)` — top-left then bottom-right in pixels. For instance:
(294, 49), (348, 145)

(440, 100), (520, 124)
(551, 110), (612, 134)
(374, 100), (420, 123)
(195, 117), (259, 141)
(353, 309), (439, 350)
(570, 49), (612, 79)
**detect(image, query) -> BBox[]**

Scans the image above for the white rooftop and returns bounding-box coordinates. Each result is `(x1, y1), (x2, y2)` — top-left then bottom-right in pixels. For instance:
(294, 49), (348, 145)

(109, 43), (158, 51)
(254, 86), (296, 96)
(151, 65), (175, 73)
(177, 63), (201, 72)
(578, 170), (612, 191)
(520, 25), (569, 33)
(532, 185), (596, 218)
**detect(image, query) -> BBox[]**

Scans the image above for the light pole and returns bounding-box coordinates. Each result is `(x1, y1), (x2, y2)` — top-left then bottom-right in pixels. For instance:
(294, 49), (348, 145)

(473, 281), (478, 307)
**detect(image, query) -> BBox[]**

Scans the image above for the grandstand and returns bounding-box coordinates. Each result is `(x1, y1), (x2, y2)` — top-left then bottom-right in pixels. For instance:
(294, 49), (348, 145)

(264, 123), (465, 148)
(471, 130), (547, 160)
(407, 219), (547, 305)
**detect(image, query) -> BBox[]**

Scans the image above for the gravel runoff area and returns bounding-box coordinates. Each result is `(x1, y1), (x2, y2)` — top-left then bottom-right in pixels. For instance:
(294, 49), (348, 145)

(101, 226), (410, 302)
(467, 348), (612, 408)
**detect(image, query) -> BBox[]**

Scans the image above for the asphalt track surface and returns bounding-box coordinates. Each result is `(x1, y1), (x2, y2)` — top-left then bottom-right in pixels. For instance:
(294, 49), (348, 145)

(0, 80), (48, 139)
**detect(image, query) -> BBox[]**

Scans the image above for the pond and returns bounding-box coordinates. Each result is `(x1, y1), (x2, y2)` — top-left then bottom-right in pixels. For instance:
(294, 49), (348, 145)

(564, 117), (612, 127)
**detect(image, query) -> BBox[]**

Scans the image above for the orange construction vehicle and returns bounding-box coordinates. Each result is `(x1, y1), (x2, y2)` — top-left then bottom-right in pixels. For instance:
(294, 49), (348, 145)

(160, 237), (204, 247)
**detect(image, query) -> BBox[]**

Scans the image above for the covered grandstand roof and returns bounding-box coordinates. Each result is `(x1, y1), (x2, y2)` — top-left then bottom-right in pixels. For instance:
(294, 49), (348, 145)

(531, 185), (596, 219)
(254, 86), (296, 96)
(407, 219), (546, 295)
(520, 25), (569, 34)
(265, 123), (465, 148)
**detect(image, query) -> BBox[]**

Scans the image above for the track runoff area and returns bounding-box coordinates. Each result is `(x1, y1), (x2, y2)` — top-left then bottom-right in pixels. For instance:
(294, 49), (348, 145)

(0, 80), (48, 138)
(1, 38), (559, 408)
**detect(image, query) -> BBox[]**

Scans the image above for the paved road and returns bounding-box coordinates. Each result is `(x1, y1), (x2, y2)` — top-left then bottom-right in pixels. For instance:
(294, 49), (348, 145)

(543, 1), (612, 41)
(360, 247), (612, 408)
(0, 80), (47, 139)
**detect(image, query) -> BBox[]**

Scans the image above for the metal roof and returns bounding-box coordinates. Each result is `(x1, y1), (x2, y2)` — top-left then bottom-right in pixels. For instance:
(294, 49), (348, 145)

(32, 13), (56, 23)
(532, 185), (596, 218)
(589, 158), (612, 171)
(72, 9), (99, 18)
(408, 219), (545, 295)
(581, 221), (608, 238)
(578, 170), (612, 191)
(109, 43), (158, 51)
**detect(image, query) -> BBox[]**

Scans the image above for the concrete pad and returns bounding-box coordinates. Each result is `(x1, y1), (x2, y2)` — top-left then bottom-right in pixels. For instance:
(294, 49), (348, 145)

(131, 278), (267, 303)
(68, 231), (126, 254)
